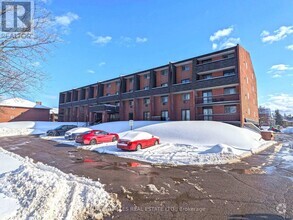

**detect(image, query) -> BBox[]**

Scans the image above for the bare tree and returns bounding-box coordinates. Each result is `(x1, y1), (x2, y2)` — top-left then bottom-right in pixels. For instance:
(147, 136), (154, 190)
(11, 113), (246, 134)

(0, 1), (57, 97)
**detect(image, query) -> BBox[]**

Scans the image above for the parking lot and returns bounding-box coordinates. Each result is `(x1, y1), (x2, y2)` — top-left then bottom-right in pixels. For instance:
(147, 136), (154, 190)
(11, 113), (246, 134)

(0, 133), (292, 220)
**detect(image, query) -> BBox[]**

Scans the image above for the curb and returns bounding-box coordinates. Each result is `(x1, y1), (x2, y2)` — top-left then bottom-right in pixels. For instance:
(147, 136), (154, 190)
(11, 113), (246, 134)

(227, 141), (281, 164)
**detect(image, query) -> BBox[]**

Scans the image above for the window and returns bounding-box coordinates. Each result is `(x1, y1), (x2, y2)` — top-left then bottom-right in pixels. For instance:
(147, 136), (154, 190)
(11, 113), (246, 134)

(128, 89), (133, 92)
(224, 105), (237, 114)
(222, 53), (235, 59)
(144, 86), (149, 90)
(203, 107), (213, 120)
(223, 69), (235, 76)
(143, 111), (150, 120)
(161, 111), (169, 121)
(182, 65), (190, 71)
(202, 74), (212, 80)
(161, 69), (168, 76)
(181, 110), (190, 121)
(106, 84), (111, 88)
(115, 91), (119, 95)
(106, 93), (110, 96)
(115, 102), (120, 106)
(181, 79), (190, 84)
(129, 78), (133, 83)
(182, 93), (190, 101)
(161, 83), (168, 87)
(144, 74), (150, 79)
(161, 96), (168, 104)
(129, 100), (134, 106)
(201, 58), (212, 64)
(202, 90), (212, 103)
(224, 87), (236, 95)
(144, 98), (150, 105)
(116, 81), (120, 86)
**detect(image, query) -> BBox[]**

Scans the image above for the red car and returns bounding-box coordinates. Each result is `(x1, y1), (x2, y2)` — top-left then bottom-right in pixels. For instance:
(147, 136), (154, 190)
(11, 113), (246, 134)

(75, 130), (119, 145)
(117, 131), (159, 151)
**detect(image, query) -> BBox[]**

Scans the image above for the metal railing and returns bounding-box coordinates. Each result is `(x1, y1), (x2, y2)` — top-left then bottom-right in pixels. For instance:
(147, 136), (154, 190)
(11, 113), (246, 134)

(196, 94), (239, 104)
(196, 113), (240, 121)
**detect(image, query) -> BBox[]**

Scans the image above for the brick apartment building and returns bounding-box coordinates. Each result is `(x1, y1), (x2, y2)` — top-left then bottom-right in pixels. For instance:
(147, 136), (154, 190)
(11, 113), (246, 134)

(0, 98), (50, 122)
(58, 44), (259, 127)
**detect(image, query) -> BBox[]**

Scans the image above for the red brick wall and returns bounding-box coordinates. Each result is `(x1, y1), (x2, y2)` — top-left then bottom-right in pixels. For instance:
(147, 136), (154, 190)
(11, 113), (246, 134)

(155, 69), (168, 87)
(139, 74), (150, 90)
(237, 45), (259, 125)
(104, 81), (120, 96)
(175, 64), (192, 84)
(0, 106), (50, 122)
(172, 92), (195, 120)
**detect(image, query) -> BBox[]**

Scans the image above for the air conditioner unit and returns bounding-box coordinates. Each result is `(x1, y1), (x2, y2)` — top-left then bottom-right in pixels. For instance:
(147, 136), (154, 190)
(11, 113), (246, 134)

(162, 102), (166, 105)
(145, 104), (148, 107)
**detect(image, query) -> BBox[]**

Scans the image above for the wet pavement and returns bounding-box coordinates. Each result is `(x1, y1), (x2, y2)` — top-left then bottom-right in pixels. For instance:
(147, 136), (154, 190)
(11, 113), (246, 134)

(0, 133), (292, 220)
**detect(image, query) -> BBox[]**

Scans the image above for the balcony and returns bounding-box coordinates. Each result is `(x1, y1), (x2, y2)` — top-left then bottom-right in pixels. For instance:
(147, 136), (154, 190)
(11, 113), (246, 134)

(196, 94), (239, 105)
(196, 113), (240, 121)
(196, 57), (236, 74)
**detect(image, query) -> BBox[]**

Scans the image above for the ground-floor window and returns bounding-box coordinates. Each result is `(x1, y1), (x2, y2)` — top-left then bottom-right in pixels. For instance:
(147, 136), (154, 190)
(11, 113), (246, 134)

(203, 107), (213, 120)
(224, 105), (237, 114)
(161, 110), (169, 121)
(109, 113), (119, 121)
(181, 109), (190, 120)
(129, 112), (134, 120)
(143, 111), (150, 120)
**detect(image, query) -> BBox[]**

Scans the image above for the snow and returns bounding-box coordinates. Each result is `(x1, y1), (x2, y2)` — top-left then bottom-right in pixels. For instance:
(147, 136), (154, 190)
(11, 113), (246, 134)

(0, 120), (274, 165)
(0, 97), (50, 109)
(0, 148), (121, 219)
(119, 131), (154, 141)
(282, 127), (293, 134)
(90, 121), (166, 133)
(0, 121), (85, 137)
(65, 127), (92, 135)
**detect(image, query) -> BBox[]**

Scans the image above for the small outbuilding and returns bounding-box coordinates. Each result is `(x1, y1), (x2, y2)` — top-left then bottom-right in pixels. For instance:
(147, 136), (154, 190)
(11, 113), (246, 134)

(0, 98), (51, 122)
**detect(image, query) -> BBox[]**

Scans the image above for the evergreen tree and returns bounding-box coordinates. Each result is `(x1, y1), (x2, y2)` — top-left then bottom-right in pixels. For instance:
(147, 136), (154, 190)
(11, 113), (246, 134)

(275, 110), (283, 126)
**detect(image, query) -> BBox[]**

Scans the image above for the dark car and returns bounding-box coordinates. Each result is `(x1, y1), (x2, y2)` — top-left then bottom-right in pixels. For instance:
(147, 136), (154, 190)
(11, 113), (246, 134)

(46, 125), (78, 136)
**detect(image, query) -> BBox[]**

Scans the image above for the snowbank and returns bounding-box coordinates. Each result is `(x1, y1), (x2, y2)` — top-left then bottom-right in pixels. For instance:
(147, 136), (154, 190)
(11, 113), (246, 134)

(0, 148), (121, 219)
(77, 121), (272, 165)
(0, 121), (85, 137)
(136, 121), (263, 150)
(90, 121), (165, 133)
(282, 127), (293, 134)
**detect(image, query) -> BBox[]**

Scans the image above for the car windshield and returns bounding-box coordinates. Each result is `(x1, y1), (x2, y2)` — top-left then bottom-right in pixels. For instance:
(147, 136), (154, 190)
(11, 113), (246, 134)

(54, 125), (64, 130)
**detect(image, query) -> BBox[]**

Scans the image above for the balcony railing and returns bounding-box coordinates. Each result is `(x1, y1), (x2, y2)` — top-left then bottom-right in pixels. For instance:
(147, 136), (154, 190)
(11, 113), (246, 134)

(196, 94), (239, 104)
(196, 113), (240, 121)
(196, 57), (236, 73)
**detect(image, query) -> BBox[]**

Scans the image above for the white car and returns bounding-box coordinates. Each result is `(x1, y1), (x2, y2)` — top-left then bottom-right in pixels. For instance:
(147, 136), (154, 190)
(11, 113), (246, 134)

(64, 127), (92, 140)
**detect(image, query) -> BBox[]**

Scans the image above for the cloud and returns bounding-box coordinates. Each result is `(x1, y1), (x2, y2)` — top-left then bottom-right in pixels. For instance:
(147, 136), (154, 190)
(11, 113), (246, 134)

(98, 62), (106, 67)
(55, 12), (79, 26)
(261, 26), (293, 43)
(286, 44), (293, 50)
(136, 37), (148, 43)
(268, 64), (293, 77)
(44, 94), (57, 100)
(31, 61), (40, 67)
(261, 94), (293, 115)
(210, 26), (233, 42)
(87, 32), (112, 45)
(212, 43), (218, 50)
(219, 37), (240, 49)
(87, 69), (95, 74)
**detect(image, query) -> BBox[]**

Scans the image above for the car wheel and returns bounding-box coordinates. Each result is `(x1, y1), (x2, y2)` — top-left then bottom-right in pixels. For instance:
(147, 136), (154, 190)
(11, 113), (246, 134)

(112, 136), (117, 142)
(90, 139), (97, 145)
(136, 144), (142, 151)
(48, 131), (55, 136)
(154, 140), (159, 145)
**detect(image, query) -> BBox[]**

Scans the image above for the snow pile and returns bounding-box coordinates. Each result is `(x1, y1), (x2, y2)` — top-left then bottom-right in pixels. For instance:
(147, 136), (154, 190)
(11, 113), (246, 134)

(0, 148), (121, 219)
(282, 127), (293, 134)
(90, 121), (165, 133)
(66, 127), (92, 135)
(0, 121), (84, 137)
(136, 121), (263, 150)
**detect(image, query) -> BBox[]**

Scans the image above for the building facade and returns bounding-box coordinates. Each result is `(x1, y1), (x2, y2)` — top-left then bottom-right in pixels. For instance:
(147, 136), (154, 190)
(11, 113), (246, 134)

(0, 98), (50, 122)
(59, 44), (259, 127)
